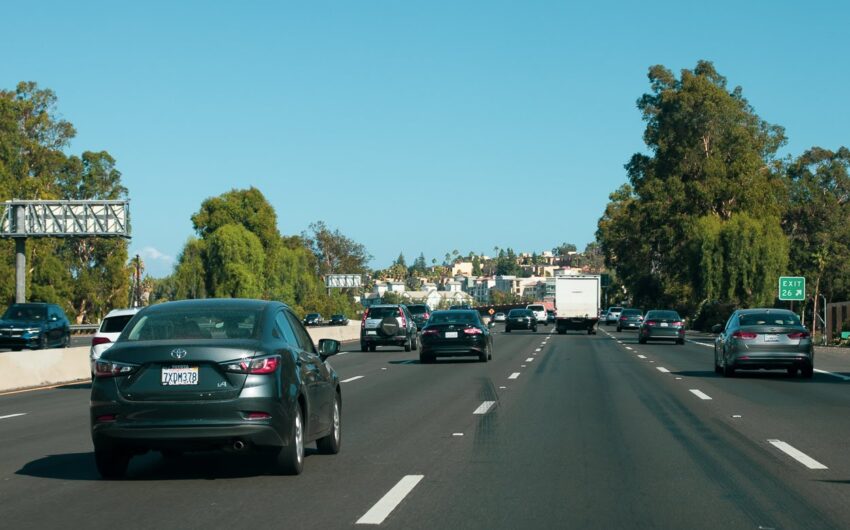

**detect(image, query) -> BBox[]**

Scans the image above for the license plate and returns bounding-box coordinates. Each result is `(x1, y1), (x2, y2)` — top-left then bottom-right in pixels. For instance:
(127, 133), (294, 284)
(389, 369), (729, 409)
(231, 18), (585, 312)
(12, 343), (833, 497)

(367, 330), (377, 335)
(660, 322), (669, 327)
(445, 331), (458, 338)
(162, 365), (199, 385)
(764, 334), (779, 343)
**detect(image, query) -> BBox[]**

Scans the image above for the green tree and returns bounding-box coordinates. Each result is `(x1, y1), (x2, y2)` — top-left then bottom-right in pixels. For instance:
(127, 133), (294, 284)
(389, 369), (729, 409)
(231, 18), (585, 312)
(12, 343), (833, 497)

(303, 221), (371, 277)
(205, 224), (266, 298)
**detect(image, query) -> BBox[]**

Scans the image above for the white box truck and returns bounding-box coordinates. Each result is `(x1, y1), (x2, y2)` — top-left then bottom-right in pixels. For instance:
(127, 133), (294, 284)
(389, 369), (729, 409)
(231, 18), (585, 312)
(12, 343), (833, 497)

(554, 275), (601, 335)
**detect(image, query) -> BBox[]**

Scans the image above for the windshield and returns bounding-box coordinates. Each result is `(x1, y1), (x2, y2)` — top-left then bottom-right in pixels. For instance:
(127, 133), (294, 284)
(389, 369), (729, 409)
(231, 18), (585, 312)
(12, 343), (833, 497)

(123, 308), (262, 341)
(621, 309), (642, 316)
(428, 311), (479, 325)
(527, 305), (545, 312)
(367, 307), (400, 319)
(2, 305), (47, 321)
(101, 314), (136, 333)
(407, 305), (429, 315)
(508, 309), (532, 317)
(739, 312), (801, 327)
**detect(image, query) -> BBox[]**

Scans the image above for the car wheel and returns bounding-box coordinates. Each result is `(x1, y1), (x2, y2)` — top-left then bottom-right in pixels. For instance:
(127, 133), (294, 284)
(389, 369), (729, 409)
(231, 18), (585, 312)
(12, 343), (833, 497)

(316, 394), (341, 455)
(714, 349), (722, 374)
(638, 337), (646, 344)
(404, 336), (412, 352)
(412, 335), (419, 351)
(479, 349), (488, 363)
(276, 407), (304, 475)
(532, 326), (537, 332)
(617, 327), (621, 332)
(786, 366), (798, 377)
(587, 328), (593, 335)
(505, 327), (511, 333)
(722, 360), (735, 378)
(360, 342), (368, 352)
(62, 333), (70, 348)
(419, 353), (431, 364)
(558, 329), (565, 335)
(369, 345), (377, 352)
(676, 338), (685, 345)
(801, 365), (814, 379)
(38, 334), (48, 350)
(11, 347), (22, 351)
(95, 445), (131, 479)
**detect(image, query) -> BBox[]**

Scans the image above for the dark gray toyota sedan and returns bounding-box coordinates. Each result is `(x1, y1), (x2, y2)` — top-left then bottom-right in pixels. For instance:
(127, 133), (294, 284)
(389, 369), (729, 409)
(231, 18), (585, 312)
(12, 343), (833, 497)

(90, 298), (342, 478)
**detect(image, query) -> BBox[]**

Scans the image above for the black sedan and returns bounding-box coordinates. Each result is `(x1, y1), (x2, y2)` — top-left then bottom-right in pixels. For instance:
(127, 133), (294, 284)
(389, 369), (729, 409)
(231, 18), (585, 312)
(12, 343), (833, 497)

(329, 314), (349, 326)
(90, 298), (342, 478)
(638, 310), (685, 344)
(303, 313), (323, 326)
(419, 310), (493, 363)
(505, 308), (537, 333)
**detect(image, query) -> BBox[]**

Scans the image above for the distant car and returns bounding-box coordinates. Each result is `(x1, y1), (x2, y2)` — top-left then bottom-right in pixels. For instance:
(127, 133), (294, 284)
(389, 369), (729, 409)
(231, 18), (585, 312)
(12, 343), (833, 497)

(505, 308), (537, 333)
(420, 310), (493, 363)
(639, 310), (685, 345)
(605, 306), (623, 325)
(713, 308), (813, 378)
(546, 310), (556, 324)
(493, 312), (506, 323)
(329, 314), (349, 326)
(526, 304), (549, 326)
(90, 298), (342, 478)
(90, 308), (141, 376)
(0, 302), (71, 351)
(449, 304), (473, 310)
(360, 304), (418, 352)
(406, 304), (432, 330)
(617, 308), (643, 332)
(303, 313), (323, 326)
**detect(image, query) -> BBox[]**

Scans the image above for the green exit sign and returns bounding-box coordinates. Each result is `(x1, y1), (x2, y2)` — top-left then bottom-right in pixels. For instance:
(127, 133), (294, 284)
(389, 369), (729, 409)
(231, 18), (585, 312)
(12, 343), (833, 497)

(778, 276), (805, 301)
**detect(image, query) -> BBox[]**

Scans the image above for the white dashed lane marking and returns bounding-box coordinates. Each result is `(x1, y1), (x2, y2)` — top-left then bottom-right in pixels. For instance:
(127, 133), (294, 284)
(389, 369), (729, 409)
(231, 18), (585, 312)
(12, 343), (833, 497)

(656, 367), (670, 373)
(525, 358), (534, 362)
(508, 372), (520, 380)
(767, 440), (828, 470)
(340, 376), (364, 383)
(814, 369), (850, 381)
(689, 389), (712, 400)
(356, 475), (425, 525)
(637, 355), (647, 359)
(473, 401), (496, 415)
(0, 413), (27, 421)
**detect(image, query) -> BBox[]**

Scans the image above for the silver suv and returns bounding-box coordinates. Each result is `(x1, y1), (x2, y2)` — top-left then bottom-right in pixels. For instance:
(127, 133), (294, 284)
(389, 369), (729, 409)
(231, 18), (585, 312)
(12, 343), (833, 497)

(605, 306), (623, 325)
(360, 304), (419, 352)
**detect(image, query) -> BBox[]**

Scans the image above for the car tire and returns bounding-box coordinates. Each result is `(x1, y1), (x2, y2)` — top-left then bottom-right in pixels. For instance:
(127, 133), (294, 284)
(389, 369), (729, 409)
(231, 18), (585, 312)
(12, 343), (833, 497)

(419, 353), (432, 364)
(676, 338), (685, 345)
(276, 407), (304, 475)
(369, 345), (377, 352)
(488, 347), (493, 360)
(801, 365), (814, 379)
(316, 394), (341, 455)
(95, 445), (131, 479)
(378, 317), (399, 338)
(638, 337), (646, 344)
(587, 328), (593, 335)
(404, 337), (412, 352)
(38, 334), (48, 350)
(11, 347), (22, 351)
(617, 327), (621, 332)
(722, 360), (735, 378)
(412, 335), (419, 351)
(786, 366), (798, 377)
(360, 342), (367, 352)
(532, 326), (537, 332)
(505, 327), (511, 333)
(62, 333), (70, 348)
(558, 329), (565, 335)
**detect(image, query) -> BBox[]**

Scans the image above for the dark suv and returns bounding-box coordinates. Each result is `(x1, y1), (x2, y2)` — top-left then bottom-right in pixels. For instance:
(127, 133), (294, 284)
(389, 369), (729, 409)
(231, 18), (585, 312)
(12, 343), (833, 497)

(360, 304), (419, 352)
(406, 304), (432, 330)
(0, 302), (71, 350)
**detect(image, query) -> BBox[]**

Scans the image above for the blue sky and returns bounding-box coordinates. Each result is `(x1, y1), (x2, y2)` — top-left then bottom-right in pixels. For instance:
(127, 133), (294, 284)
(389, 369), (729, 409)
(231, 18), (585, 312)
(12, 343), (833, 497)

(2, 0), (848, 277)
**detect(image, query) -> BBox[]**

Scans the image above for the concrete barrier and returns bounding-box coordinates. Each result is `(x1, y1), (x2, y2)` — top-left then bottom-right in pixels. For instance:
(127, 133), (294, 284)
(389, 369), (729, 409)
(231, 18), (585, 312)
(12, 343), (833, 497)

(0, 346), (90, 392)
(0, 323), (363, 393)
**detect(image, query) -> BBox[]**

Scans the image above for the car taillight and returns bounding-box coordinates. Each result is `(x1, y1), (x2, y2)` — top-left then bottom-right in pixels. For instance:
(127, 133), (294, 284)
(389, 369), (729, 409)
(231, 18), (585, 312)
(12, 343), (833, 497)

(92, 336), (112, 347)
(398, 308), (407, 328)
(645, 321), (656, 327)
(672, 321), (683, 327)
(246, 412), (272, 420)
(361, 311), (368, 329)
(620, 316), (627, 321)
(224, 356), (280, 375)
(94, 360), (138, 378)
(463, 327), (483, 335)
(422, 329), (440, 336)
(732, 331), (757, 340)
(788, 331), (810, 339)
(423, 313), (430, 320)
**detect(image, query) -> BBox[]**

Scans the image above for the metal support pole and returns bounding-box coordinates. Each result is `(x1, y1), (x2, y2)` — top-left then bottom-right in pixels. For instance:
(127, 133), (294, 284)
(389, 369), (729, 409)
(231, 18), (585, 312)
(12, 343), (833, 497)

(15, 237), (25, 303)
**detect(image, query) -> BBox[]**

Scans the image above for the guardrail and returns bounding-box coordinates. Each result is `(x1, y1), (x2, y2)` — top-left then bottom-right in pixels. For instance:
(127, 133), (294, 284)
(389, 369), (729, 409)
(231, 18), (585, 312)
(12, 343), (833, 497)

(70, 324), (98, 333)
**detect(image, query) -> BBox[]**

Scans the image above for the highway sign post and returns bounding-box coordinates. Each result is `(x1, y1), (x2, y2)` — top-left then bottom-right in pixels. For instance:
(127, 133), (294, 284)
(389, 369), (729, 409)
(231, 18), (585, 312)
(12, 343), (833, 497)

(778, 276), (805, 301)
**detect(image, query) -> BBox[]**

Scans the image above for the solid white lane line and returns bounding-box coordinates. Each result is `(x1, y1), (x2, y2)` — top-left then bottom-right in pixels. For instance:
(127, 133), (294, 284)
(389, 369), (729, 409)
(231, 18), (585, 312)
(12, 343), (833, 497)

(625, 347), (633, 351)
(356, 475), (425, 525)
(686, 339), (713, 348)
(656, 367), (670, 373)
(535, 348), (542, 352)
(452, 433), (464, 437)
(473, 401), (496, 415)
(689, 389), (712, 400)
(525, 358), (534, 362)
(767, 440), (828, 470)
(814, 369), (850, 381)
(508, 372), (520, 380)
(341, 376), (364, 383)
(637, 354), (647, 359)
(0, 413), (27, 420)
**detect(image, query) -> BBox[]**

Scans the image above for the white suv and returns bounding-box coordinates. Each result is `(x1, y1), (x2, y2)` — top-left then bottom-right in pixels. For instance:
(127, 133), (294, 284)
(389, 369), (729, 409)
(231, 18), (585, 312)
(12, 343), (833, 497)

(605, 306), (623, 325)
(526, 304), (548, 326)
(89, 308), (140, 375)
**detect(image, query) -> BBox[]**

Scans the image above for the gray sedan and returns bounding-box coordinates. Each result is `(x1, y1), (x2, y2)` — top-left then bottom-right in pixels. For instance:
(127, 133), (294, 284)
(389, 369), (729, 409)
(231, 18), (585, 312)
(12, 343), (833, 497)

(713, 308), (813, 378)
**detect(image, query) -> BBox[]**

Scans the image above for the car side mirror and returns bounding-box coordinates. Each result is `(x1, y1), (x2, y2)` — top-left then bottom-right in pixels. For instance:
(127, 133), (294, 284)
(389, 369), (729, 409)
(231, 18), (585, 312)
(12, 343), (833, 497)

(318, 338), (340, 360)
(50, 316), (58, 322)
(711, 324), (722, 334)
(488, 320), (495, 328)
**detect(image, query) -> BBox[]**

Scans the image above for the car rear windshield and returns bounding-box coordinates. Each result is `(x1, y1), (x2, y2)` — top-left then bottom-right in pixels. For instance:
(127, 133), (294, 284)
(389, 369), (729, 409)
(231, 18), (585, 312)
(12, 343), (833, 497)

(101, 314), (135, 333)
(2, 305), (47, 321)
(609, 307), (623, 312)
(739, 312), (801, 327)
(527, 305), (545, 312)
(407, 305), (429, 315)
(367, 307), (400, 319)
(646, 311), (681, 320)
(306, 313), (320, 318)
(123, 309), (262, 341)
(508, 309), (532, 317)
(621, 309), (642, 316)
(428, 311), (480, 325)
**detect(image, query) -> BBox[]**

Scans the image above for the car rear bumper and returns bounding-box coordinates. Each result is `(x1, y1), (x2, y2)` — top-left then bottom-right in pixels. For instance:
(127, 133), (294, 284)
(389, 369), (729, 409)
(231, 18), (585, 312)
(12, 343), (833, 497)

(730, 353), (813, 370)
(91, 422), (286, 451)
(361, 333), (408, 345)
(421, 337), (487, 357)
(505, 320), (535, 329)
(641, 328), (684, 340)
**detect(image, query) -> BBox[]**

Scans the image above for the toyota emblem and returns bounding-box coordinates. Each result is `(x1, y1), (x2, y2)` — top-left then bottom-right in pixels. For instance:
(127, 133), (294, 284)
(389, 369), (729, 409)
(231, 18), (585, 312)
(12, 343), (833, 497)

(170, 348), (188, 359)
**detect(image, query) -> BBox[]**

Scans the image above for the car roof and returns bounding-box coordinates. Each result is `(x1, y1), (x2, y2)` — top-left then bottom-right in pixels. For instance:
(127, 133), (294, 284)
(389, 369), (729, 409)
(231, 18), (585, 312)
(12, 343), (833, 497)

(104, 308), (141, 318)
(735, 308), (795, 315)
(141, 298), (279, 314)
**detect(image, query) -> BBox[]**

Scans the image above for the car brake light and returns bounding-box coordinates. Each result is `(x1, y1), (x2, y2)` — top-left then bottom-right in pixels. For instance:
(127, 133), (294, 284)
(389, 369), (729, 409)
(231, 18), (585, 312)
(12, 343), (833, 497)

(732, 331), (757, 340)
(422, 329), (440, 336)
(224, 356), (280, 375)
(96, 414), (117, 422)
(423, 313), (430, 320)
(463, 327), (483, 335)
(788, 331), (810, 339)
(619, 316), (627, 321)
(398, 308), (407, 328)
(94, 360), (138, 378)
(246, 412), (272, 420)
(672, 321), (683, 327)
(361, 311), (368, 329)
(645, 321), (656, 327)
(92, 336), (112, 347)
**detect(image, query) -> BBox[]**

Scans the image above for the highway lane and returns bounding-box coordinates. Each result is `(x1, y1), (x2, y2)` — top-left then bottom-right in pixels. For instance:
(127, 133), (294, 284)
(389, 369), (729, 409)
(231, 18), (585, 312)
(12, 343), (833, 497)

(4, 325), (850, 528)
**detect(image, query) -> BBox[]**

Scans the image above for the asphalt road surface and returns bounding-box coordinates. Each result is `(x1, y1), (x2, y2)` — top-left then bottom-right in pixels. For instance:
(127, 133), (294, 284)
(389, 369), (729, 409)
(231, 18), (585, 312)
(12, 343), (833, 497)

(3, 326), (850, 529)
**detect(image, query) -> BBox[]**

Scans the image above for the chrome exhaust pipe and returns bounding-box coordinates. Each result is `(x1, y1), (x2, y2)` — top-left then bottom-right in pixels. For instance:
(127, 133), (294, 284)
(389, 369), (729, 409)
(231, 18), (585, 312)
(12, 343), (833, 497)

(233, 440), (246, 451)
